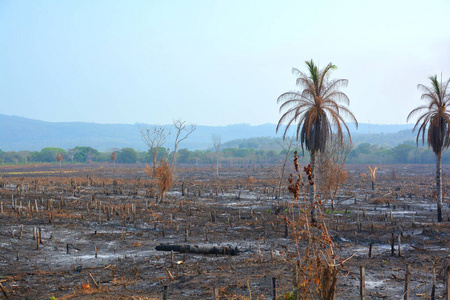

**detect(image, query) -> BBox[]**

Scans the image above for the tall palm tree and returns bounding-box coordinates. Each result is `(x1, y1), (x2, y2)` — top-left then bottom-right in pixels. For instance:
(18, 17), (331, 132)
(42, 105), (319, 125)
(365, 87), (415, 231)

(276, 59), (357, 224)
(407, 74), (450, 222)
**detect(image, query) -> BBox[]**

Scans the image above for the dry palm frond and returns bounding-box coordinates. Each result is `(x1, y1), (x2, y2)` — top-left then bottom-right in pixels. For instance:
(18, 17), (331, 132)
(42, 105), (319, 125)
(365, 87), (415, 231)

(367, 166), (378, 182)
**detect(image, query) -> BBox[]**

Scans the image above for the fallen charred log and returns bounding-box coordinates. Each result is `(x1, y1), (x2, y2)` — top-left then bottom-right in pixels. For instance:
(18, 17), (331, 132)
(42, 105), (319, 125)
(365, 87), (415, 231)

(155, 244), (240, 256)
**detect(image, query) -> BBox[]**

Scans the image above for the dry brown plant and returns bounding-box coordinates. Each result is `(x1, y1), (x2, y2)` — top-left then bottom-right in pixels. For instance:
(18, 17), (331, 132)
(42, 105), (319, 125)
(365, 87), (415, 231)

(152, 161), (173, 203)
(284, 151), (348, 299)
(56, 153), (63, 176)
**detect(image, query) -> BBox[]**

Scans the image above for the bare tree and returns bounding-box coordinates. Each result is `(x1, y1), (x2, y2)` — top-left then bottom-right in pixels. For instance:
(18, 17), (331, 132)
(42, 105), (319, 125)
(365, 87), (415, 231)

(171, 120), (196, 170)
(212, 134), (221, 176)
(317, 137), (352, 210)
(140, 126), (170, 175)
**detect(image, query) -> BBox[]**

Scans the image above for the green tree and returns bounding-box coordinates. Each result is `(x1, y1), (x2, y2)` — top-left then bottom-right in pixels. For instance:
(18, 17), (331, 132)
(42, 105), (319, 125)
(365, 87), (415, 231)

(32, 147), (65, 163)
(407, 74), (450, 222)
(117, 148), (137, 163)
(392, 143), (415, 163)
(71, 147), (99, 163)
(177, 148), (190, 163)
(276, 59), (357, 223)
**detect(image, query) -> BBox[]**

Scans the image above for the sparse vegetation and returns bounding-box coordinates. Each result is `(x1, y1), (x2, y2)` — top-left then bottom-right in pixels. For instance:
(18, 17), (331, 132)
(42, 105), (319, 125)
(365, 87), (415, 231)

(0, 161), (448, 299)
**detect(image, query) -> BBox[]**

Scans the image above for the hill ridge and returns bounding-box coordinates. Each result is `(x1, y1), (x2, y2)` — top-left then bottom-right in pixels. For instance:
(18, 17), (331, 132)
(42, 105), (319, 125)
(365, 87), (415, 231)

(0, 114), (415, 151)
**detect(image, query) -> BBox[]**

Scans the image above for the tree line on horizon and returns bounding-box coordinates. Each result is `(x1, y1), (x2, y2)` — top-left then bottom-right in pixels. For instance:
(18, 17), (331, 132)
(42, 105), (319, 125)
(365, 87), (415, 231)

(2, 140), (450, 165)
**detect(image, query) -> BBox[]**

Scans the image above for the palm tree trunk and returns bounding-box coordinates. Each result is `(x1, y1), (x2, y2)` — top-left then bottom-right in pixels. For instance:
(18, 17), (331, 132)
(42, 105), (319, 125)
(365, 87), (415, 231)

(436, 151), (443, 222)
(310, 152), (317, 225)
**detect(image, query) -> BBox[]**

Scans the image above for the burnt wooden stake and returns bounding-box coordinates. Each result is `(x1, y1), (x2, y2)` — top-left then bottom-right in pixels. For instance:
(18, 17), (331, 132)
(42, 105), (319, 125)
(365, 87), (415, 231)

(360, 266), (365, 300)
(258, 242), (262, 263)
(445, 265), (449, 300)
(214, 287), (219, 300)
(98, 203), (101, 224)
(368, 243), (372, 259)
(404, 264), (410, 300)
(95, 245), (98, 258)
(272, 277), (277, 300)
(391, 232), (395, 256)
(246, 276), (252, 300)
(398, 234), (402, 257)
(431, 267), (436, 300)
(284, 222), (288, 238)
(162, 285), (168, 300)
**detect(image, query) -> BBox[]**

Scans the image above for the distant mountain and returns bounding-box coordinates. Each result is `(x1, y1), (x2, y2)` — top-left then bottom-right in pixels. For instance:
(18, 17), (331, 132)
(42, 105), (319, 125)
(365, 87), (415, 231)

(0, 114), (415, 151)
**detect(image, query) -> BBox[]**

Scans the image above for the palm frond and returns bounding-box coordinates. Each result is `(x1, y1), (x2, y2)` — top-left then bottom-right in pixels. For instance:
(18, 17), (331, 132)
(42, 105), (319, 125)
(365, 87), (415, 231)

(277, 59), (356, 153)
(409, 74), (450, 153)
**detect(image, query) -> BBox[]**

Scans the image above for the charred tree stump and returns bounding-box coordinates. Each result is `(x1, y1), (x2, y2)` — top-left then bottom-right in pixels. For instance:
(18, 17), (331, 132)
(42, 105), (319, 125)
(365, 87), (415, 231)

(391, 232), (395, 256)
(162, 285), (168, 300)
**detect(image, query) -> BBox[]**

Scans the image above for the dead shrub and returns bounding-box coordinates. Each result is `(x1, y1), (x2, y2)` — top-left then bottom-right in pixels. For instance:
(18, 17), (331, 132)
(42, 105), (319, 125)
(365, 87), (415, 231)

(150, 161), (173, 203)
(284, 152), (349, 299)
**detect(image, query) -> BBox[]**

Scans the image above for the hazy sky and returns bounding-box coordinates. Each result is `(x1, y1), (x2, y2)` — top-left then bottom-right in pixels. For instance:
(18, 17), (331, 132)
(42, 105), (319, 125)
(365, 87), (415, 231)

(1, 1), (450, 126)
